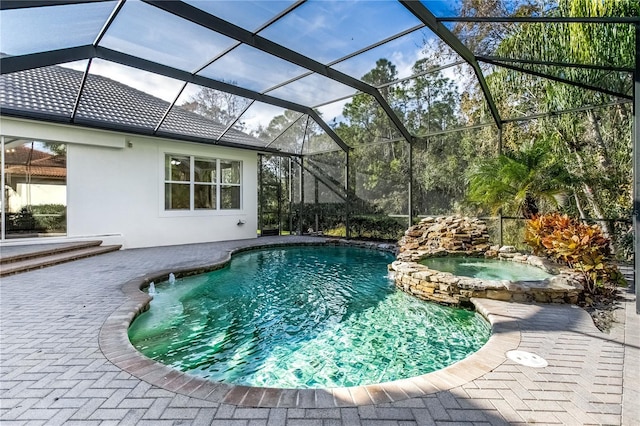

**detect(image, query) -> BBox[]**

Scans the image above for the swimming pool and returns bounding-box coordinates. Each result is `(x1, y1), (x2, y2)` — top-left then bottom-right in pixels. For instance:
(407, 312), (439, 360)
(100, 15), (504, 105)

(128, 245), (490, 389)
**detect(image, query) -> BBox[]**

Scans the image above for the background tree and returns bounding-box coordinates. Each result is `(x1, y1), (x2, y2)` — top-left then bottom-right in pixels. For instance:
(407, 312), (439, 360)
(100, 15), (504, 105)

(181, 87), (251, 131)
(335, 59), (409, 214)
(457, 0), (635, 240)
(398, 57), (478, 215)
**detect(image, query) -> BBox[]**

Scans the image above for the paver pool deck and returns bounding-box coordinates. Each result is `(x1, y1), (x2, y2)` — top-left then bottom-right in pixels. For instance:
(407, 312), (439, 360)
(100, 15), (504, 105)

(1, 236), (638, 425)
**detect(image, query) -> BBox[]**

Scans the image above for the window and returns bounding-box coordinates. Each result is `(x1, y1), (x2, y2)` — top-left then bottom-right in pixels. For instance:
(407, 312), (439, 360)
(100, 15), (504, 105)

(194, 158), (216, 209)
(1, 138), (67, 240)
(164, 154), (241, 211)
(220, 160), (241, 209)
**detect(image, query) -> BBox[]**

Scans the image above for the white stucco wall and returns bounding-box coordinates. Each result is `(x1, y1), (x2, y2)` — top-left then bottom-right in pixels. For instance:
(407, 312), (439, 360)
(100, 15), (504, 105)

(2, 118), (258, 248)
(15, 183), (67, 211)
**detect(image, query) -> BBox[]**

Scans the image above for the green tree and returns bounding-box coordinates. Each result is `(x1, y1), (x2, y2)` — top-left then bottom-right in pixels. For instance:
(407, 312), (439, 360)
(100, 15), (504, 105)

(458, 0), (635, 236)
(396, 58), (477, 214)
(399, 58), (460, 136)
(335, 59), (409, 214)
(467, 138), (570, 218)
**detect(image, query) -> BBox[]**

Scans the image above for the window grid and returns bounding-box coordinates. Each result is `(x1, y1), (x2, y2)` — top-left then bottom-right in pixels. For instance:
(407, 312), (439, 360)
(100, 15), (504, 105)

(164, 154), (241, 211)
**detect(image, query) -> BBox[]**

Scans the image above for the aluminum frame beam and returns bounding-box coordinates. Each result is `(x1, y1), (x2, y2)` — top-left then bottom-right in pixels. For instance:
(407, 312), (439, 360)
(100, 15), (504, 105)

(0, 0), (110, 10)
(437, 16), (640, 24)
(0, 105), (292, 156)
(2, 45), (311, 113)
(1, 45), (95, 75)
(416, 121), (494, 139)
(142, 0), (416, 144)
(1, 45), (351, 153)
(399, 0), (502, 130)
(501, 99), (632, 124)
(480, 57), (633, 100)
(477, 55), (634, 74)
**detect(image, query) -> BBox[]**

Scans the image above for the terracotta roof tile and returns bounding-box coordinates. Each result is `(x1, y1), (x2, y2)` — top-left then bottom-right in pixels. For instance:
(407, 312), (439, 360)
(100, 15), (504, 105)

(4, 164), (66, 179)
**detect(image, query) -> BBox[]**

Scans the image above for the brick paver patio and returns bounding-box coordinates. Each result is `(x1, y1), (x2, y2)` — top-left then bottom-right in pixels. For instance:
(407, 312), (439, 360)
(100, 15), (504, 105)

(1, 236), (638, 425)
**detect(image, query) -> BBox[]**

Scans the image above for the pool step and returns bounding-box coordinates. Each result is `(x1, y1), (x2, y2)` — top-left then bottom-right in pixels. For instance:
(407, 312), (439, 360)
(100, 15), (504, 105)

(0, 241), (121, 277)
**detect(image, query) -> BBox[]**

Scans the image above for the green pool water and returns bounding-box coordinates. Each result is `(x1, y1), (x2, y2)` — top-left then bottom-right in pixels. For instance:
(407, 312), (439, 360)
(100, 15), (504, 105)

(420, 256), (553, 281)
(128, 246), (490, 389)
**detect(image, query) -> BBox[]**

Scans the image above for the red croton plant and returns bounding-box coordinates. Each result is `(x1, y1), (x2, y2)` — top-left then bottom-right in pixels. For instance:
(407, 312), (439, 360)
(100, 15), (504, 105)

(524, 213), (625, 297)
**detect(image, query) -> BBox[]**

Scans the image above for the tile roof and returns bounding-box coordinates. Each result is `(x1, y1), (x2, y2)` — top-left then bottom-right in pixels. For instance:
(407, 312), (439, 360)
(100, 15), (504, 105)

(4, 145), (54, 164)
(0, 64), (266, 150)
(4, 164), (66, 179)
(4, 146), (66, 179)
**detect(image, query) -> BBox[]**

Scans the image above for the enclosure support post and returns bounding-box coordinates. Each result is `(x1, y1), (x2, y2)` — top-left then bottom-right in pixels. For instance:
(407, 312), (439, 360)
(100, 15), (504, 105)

(497, 127), (503, 246)
(277, 156), (282, 236)
(288, 157), (293, 234)
(299, 156), (304, 236)
(258, 154), (263, 236)
(633, 23), (640, 314)
(408, 139), (414, 229)
(314, 177), (319, 232)
(345, 150), (351, 239)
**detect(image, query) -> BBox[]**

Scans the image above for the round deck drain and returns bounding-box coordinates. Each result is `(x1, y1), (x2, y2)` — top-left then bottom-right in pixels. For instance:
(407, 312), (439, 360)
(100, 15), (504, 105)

(506, 350), (548, 368)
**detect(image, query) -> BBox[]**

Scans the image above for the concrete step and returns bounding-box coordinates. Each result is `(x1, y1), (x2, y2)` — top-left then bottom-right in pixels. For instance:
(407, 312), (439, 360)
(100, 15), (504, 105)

(0, 240), (103, 264)
(0, 244), (122, 277)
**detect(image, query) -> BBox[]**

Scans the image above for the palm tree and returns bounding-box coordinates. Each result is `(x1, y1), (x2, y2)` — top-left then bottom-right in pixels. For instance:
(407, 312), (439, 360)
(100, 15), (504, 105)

(466, 139), (570, 218)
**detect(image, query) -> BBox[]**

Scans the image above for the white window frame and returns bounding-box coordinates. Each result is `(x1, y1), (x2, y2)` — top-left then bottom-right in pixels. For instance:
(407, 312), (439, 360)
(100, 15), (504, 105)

(163, 153), (242, 214)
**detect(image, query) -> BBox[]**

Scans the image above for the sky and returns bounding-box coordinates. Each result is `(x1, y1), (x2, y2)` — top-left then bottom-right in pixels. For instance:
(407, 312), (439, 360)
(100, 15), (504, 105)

(3, 0), (467, 134)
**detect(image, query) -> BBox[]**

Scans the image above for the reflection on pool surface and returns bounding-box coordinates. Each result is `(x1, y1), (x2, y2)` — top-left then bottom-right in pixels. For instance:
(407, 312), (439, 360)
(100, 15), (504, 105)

(420, 256), (554, 281)
(128, 246), (490, 389)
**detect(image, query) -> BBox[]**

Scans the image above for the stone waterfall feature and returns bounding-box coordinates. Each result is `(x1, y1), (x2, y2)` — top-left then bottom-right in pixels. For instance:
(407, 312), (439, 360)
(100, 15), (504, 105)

(397, 216), (492, 262)
(390, 216), (584, 306)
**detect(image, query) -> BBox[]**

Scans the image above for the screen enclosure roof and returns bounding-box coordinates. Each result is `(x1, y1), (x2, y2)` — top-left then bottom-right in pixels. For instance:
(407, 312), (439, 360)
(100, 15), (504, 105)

(0, 0), (637, 156)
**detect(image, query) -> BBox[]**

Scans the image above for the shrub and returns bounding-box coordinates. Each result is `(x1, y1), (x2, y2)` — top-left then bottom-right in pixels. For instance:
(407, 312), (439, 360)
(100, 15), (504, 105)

(349, 215), (406, 241)
(6, 204), (66, 234)
(524, 213), (625, 294)
(291, 203), (346, 234)
(7, 207), (38, 232)
(31, 204), (66, 233)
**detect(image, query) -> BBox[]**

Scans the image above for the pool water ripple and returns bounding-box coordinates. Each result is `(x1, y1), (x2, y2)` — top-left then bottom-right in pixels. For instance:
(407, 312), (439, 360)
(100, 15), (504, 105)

(128, 246), (490, 389)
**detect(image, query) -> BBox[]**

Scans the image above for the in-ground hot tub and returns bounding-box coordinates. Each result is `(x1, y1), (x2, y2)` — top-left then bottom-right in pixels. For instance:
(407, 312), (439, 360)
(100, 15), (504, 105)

(393, 215), (584, 305)
(391, 251), (583, 306)
(420, 256), (555, 281)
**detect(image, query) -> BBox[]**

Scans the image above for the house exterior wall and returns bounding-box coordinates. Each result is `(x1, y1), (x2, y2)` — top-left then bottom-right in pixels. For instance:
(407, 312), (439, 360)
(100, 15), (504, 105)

(1, 117), (258, 248)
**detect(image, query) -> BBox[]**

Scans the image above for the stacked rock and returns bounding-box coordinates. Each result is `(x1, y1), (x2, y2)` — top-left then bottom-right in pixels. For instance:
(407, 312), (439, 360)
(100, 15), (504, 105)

(397, 215), (491, 261)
